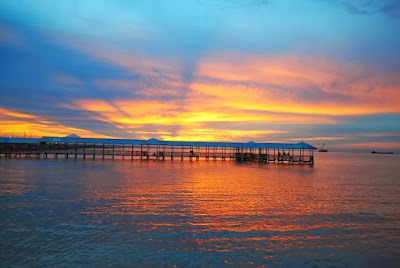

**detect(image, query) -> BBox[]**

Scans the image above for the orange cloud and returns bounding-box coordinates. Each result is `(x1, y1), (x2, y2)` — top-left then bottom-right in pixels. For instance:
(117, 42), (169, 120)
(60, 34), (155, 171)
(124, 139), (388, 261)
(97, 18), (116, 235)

(194, 53), (400, 115)
(64, 97), (336, 139)
(53, 31), (400, 117)
(74, 99), (119, 113)
(189, 82), (372, 116)
(0, 107), (111, 138)
(0, 108), (36, 119)
(160, 129), (285, 142)
(47, 34), (400, 142)
(288, 136), (351, 141)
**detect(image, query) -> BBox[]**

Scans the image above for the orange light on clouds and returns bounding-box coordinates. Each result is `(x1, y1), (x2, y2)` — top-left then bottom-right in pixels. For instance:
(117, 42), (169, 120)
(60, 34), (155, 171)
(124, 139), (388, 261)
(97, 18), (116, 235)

(16, 32), (400, 142)
(0, 108), (37, 119)
(63, 96), (339, 141)
(0, 107), (112, 138)
(194, 53), (400, 115)
(161, 129), (286, 142)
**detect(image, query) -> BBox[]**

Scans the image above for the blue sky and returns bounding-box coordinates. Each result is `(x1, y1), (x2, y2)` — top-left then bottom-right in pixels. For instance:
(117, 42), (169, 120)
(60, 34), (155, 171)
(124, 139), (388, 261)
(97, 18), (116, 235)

(1, 0), (399, 151)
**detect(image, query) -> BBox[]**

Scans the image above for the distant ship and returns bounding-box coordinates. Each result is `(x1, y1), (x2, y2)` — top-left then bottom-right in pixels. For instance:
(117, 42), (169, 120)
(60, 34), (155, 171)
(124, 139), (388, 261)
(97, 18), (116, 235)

(371, 151), (394, 154)
(318, 142), (328, 152)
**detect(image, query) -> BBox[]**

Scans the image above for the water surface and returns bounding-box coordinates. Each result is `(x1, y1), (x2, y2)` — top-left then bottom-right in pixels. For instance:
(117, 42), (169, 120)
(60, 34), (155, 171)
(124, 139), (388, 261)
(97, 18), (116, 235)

(1, 153), (400, 266)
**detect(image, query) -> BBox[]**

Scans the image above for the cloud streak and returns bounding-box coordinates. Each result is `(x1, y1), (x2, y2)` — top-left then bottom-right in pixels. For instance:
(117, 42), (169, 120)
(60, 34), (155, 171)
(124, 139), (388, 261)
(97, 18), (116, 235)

(0, 107), (111, 138)
(1, 1), (399, 151)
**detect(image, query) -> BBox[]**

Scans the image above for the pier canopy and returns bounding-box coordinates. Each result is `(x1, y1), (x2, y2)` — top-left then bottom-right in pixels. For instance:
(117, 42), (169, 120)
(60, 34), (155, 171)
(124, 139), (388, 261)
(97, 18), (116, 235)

(0, 138), (41, 144)
(0, 136), (316, 150)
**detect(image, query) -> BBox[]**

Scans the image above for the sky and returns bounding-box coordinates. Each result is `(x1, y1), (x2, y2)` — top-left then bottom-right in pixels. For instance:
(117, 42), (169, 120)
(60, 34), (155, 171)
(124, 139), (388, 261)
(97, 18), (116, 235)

(0, 0), (400, 152)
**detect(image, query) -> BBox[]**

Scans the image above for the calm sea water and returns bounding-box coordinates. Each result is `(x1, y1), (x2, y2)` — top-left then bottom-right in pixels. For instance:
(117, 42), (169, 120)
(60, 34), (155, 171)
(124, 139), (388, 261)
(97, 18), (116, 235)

(1, 153), (400, 267)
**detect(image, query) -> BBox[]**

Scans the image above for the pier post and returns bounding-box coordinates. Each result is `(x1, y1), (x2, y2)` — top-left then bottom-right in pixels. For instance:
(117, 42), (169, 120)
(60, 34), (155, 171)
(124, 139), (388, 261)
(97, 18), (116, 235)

(310, 149), (314, 165)
(74, 142), (78, 159)
(112, 144), (115, 160)
(163, 145), (165, 161)
(65, 143), (69, 159)
(171, 146), (174, 160)
(140, 145), (143, 160)
(122, 144), (125, 160)
(181, 146), (184, 161)
(146, 145), (149, 160)
(299, 149), (302, 164)
(83, 143), (86, 159)
(92, 143), (96, 159)
(292, 149), (295, 164)
(278, 149), (280, 163)
(258, 148), (261, 162)
(131, 144), (134, 160)
(102, 143), (105, 160)
(241, 147), (244, 162)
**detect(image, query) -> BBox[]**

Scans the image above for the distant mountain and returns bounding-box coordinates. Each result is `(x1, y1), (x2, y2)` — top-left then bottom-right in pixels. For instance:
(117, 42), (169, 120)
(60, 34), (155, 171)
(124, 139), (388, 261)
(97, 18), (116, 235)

(64, 134), (81, 138)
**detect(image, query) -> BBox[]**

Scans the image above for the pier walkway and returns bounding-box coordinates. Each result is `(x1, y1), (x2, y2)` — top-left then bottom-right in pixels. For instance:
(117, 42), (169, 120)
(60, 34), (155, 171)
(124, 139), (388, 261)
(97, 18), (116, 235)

(0, 137), (316, 165)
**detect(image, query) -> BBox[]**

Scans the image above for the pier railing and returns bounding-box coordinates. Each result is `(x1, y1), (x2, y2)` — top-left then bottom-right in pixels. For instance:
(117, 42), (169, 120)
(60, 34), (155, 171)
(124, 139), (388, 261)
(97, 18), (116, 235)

(0, 139), (315, 165)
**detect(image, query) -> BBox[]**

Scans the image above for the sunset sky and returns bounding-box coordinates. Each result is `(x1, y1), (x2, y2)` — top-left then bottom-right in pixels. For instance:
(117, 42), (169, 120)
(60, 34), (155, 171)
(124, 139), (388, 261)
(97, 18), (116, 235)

(1, 0), (399, 152)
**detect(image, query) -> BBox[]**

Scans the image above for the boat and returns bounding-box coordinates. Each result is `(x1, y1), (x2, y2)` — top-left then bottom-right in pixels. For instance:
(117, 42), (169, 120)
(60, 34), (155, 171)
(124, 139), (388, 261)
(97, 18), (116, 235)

(318, 142), (328, 152)
(371, 151), (394, 154)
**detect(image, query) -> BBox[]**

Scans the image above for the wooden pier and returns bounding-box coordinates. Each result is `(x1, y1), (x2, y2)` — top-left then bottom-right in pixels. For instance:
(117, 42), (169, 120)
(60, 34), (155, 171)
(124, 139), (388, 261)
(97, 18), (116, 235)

(0, 137), (316, 165)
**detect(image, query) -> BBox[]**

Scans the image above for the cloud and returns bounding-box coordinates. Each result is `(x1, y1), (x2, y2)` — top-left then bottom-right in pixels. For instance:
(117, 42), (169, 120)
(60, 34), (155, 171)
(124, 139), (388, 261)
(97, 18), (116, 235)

(54, 73), (83, 85)
(54, 44), (399, 144)
(0, 107), (36, 119)
(54, 34), (400, 117)
(330, 0), (400, 18)
(193, 52), (400, 115)
(0, 24), (25, 47)
(0, 107), (111, 138)
(92, 78), (187, 99)
(381, 1), (400, 17)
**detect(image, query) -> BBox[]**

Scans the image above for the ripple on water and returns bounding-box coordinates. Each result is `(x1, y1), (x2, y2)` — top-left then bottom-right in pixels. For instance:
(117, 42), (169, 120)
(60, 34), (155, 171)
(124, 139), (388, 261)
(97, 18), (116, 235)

(1, 155), (400, 266)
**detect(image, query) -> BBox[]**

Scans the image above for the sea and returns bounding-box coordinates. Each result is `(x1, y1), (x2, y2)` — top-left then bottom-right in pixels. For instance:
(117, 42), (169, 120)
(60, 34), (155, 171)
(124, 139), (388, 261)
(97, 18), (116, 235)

(1, 152), (399, 267)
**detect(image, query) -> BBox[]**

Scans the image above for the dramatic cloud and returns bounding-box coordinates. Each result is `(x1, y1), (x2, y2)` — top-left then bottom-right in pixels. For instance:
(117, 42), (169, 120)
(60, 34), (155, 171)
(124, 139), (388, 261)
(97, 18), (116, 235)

(0, 108), (110, 138)
(0, 0), (399, 151)
(334, 0), (400, 17)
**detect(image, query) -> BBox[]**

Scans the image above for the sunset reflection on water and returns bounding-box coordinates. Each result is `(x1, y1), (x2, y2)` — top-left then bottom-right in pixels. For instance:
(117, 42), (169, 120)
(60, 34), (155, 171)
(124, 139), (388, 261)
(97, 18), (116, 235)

(1, 153), (400, 266)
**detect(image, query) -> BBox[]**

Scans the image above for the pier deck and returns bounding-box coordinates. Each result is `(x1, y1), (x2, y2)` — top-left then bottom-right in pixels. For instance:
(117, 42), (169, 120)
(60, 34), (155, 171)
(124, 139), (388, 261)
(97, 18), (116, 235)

(0, 137), (316, 165)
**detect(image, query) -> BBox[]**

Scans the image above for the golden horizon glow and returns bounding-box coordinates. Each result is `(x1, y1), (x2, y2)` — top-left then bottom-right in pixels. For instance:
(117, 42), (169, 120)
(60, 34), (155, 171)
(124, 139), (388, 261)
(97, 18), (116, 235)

(2, 47), (400, 147)
(0, 107), (113, 138)
(2, 106), (400, 151)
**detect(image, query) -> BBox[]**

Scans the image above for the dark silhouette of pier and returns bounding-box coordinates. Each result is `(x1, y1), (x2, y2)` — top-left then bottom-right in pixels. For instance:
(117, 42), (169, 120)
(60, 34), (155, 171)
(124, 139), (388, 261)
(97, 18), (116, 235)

(0, 137), (316, 165)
